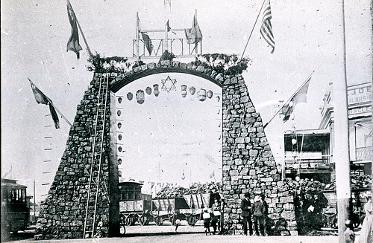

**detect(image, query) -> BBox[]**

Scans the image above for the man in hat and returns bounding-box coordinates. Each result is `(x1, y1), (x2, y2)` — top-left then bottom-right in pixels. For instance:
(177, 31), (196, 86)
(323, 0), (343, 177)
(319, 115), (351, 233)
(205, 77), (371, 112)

(252, 195), (265, 236)
(240, 192), (253, 235)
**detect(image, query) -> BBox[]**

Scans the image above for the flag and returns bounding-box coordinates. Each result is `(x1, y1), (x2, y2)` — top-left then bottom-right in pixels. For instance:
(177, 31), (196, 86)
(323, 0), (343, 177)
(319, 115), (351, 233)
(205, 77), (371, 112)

(66, 0), (82, 59)
(29, 78), (49, 105)
(260, 0), (275, 53)
(137, 12), (141, 32)
(29, 79), (60, 129)
(166, 20), (171, 32)
(281, 76), (312, 122)
(141, 32), (153, 55)
(185, 13), (202, 44)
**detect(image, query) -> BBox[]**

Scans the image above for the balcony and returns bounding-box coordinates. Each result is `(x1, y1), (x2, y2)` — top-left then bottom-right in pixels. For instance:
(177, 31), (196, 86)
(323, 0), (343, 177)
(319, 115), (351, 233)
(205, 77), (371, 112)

(285, 158), (331, 175)
(355, 146), (373, 162)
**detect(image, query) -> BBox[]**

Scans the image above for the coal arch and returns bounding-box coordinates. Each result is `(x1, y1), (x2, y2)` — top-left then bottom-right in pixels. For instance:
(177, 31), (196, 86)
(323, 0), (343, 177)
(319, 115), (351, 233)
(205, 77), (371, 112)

(35, 60), (297, 240)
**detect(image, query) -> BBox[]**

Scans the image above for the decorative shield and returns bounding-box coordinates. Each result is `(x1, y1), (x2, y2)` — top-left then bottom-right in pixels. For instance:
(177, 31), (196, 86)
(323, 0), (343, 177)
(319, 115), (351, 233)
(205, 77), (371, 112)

(181, 85), (187, 98)
(118, 134), (122, 140)
(207, 90), (213, 98)
(146, 87), (152, 95)
(189, 86), (196, 95)
(153, 84), (160, 97)
(118, 146), (123, 152)
(127, 92), (133, 101)
(136, 90), (145, 104)
(117, 110), (122, 117)
(117, 122), (122, 129)
(198, 88), (206, 101)
(117, 96), (123, 104)
(118, 158), (122, 165)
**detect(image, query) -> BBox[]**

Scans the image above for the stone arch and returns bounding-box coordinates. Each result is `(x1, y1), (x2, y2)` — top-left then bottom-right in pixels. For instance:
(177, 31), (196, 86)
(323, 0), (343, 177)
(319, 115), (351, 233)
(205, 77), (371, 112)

(36, 60), (297, 239)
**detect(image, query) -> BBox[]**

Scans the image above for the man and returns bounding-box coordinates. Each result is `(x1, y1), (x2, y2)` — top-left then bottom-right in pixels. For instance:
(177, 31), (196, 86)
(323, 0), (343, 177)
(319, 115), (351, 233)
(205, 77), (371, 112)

(252, 195), (265, 236)
(240, 192), (253, 235)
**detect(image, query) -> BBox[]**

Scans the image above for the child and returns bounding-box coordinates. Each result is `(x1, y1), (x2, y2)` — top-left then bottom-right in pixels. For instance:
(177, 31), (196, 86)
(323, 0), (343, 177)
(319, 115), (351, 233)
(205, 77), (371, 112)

(203, 208), (211, 235)
(344, 220), (355, 243)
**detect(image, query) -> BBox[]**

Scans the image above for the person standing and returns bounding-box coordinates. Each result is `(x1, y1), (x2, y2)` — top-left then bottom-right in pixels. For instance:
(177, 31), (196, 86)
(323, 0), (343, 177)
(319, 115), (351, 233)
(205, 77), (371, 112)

(261, 194), (269, 235)
(211, 199), (221, 234)
(358, 193), (373, 243)
(252, 195), (265, 236)
(203, 208), (211, 235)
(240, 192), (253, 236)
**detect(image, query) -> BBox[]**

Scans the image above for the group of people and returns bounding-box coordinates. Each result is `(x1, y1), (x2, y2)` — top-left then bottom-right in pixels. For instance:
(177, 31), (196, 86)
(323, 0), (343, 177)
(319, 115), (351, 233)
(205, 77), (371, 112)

(240, 192), (269, 236)
(202, 198), (222, 235)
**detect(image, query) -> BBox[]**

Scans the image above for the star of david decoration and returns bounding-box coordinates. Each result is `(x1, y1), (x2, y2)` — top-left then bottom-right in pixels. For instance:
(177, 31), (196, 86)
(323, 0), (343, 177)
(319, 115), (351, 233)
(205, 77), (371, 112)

(161, 76), (177, 93)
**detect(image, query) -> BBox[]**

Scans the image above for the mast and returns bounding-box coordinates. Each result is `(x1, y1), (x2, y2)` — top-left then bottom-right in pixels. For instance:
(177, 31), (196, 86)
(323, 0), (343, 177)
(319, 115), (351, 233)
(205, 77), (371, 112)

(334, 0), (351, 242)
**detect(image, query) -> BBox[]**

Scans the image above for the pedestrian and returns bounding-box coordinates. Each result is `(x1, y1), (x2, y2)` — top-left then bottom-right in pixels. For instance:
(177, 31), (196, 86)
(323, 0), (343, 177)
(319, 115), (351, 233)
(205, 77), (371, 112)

(252, 195), (265, 236)
(261, 194), (269, 235)
(174, 209), (181, 232)
(240, 192), (253, 236)
(344, 220), (355, 243)
(211, 199), (221, 234)
(203, 208), (211, 235)
(358, 193), (373, 243)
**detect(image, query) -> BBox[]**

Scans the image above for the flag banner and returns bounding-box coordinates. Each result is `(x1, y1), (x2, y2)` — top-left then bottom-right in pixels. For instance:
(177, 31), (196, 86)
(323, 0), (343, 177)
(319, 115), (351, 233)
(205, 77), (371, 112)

(153, 84), (160, 97)
(166, 20), (171, 32)
(29, 79), (60, 129)
(49, 103), (60, 129)
(260, 0), (275, 53)
(281, 75), (312, 122)
(66, 1), (82, 59)
(29, 79), (50, 105)
(185, 14), (202, 44)
(141, 32), (153, 55)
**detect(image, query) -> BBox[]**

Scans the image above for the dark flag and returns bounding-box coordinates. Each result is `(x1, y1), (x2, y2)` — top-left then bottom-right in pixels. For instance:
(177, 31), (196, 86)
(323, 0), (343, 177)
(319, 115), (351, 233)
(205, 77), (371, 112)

(67, 0), (82, 59)
(141, 32), (153, 55)
(185, 13), (202, 44)
(260, 0), (275, 53)
(166, 20), (171, 32)
(29, 79), (60, 129)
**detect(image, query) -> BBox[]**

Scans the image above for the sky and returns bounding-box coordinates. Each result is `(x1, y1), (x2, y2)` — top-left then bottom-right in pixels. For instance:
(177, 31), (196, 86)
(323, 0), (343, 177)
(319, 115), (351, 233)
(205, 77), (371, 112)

(1, 0), (372, 202)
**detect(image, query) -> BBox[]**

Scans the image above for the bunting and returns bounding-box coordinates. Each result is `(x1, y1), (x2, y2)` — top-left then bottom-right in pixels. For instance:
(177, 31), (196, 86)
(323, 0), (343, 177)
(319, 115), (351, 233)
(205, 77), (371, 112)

(141, 32), (153, 55)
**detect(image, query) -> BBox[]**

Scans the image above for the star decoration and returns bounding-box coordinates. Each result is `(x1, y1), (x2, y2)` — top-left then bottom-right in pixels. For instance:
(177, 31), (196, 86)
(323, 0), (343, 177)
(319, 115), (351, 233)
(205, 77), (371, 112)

(161, 76), (177, 93)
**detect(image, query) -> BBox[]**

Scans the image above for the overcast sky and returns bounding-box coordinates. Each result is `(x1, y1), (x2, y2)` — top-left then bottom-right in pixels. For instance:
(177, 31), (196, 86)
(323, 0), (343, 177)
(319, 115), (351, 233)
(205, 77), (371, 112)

(1, 0), (371, 201)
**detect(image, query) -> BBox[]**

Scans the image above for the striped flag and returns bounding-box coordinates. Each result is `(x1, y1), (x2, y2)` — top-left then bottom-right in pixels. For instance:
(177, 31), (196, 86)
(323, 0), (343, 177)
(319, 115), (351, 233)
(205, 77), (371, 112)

(260, 0), (275, 53)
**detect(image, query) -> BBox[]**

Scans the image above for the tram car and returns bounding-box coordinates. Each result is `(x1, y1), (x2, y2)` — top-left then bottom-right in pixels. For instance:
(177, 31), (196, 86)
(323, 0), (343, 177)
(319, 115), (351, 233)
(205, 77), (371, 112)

(1, 179), (31, 236)
(118, 181), (221, 226)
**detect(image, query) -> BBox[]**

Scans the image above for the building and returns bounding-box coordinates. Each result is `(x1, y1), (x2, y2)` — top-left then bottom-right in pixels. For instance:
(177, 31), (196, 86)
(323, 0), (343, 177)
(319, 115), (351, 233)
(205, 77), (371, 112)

(319, 82), (372, 175)
(284, 82), (372, 180)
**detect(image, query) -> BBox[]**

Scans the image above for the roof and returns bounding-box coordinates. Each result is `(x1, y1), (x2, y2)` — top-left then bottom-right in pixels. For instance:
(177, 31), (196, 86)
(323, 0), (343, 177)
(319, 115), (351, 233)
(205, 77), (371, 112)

(1, 178), (27, 189)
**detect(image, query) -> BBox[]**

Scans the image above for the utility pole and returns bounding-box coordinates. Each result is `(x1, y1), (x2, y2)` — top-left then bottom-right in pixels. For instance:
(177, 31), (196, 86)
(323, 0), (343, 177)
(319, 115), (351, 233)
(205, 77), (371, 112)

(33, 179), (36, 224)
(334, 0), (351, 242)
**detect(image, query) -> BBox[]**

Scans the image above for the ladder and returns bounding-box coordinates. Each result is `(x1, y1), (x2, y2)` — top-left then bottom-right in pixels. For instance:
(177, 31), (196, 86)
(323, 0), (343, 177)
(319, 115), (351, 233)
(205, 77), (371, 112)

(83, 74), (110, 238)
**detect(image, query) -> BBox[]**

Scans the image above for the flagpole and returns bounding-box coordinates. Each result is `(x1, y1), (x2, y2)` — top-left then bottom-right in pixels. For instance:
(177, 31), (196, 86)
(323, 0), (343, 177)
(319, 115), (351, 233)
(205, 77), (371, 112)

(263, 71), (314, 129)
(67, 0), (93, 57)
(49, 103), (73, 127)
(240, 0), (267, 60)
(136, 12), (140, 61)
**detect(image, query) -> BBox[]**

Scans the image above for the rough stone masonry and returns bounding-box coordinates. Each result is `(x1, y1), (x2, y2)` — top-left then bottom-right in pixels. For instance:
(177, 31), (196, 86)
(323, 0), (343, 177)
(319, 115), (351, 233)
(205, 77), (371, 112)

(36, 60), (297, 239)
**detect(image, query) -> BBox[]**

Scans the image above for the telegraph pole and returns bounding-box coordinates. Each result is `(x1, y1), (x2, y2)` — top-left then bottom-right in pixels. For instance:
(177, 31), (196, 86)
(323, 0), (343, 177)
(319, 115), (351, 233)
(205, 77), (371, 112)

(334, 0), (351, 242)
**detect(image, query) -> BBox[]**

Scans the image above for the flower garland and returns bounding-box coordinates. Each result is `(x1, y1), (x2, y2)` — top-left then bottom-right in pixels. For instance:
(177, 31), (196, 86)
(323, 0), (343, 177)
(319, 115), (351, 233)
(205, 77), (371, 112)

(87, 52), (251, 76)
(192, 53), (251, 76)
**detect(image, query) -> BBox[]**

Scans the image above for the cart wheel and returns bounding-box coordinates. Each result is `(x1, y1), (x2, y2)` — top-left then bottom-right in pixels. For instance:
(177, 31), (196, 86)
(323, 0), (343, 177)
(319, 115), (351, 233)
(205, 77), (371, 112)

(139, 214), (148, 226)
(187, 215), (197, 226)
(155, 217), (164, 226)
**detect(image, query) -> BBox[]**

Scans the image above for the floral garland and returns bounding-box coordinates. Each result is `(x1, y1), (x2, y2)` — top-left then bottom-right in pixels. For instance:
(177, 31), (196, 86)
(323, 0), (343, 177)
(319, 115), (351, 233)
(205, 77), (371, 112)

(87, 52), (251, 75)
(87, 53), (144, 73)
(192, 53), (251, 76)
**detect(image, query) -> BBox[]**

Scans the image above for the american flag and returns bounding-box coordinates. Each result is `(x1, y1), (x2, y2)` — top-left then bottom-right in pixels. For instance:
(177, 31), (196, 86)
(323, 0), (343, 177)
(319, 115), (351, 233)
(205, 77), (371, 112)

(260, 0), (275, 53)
